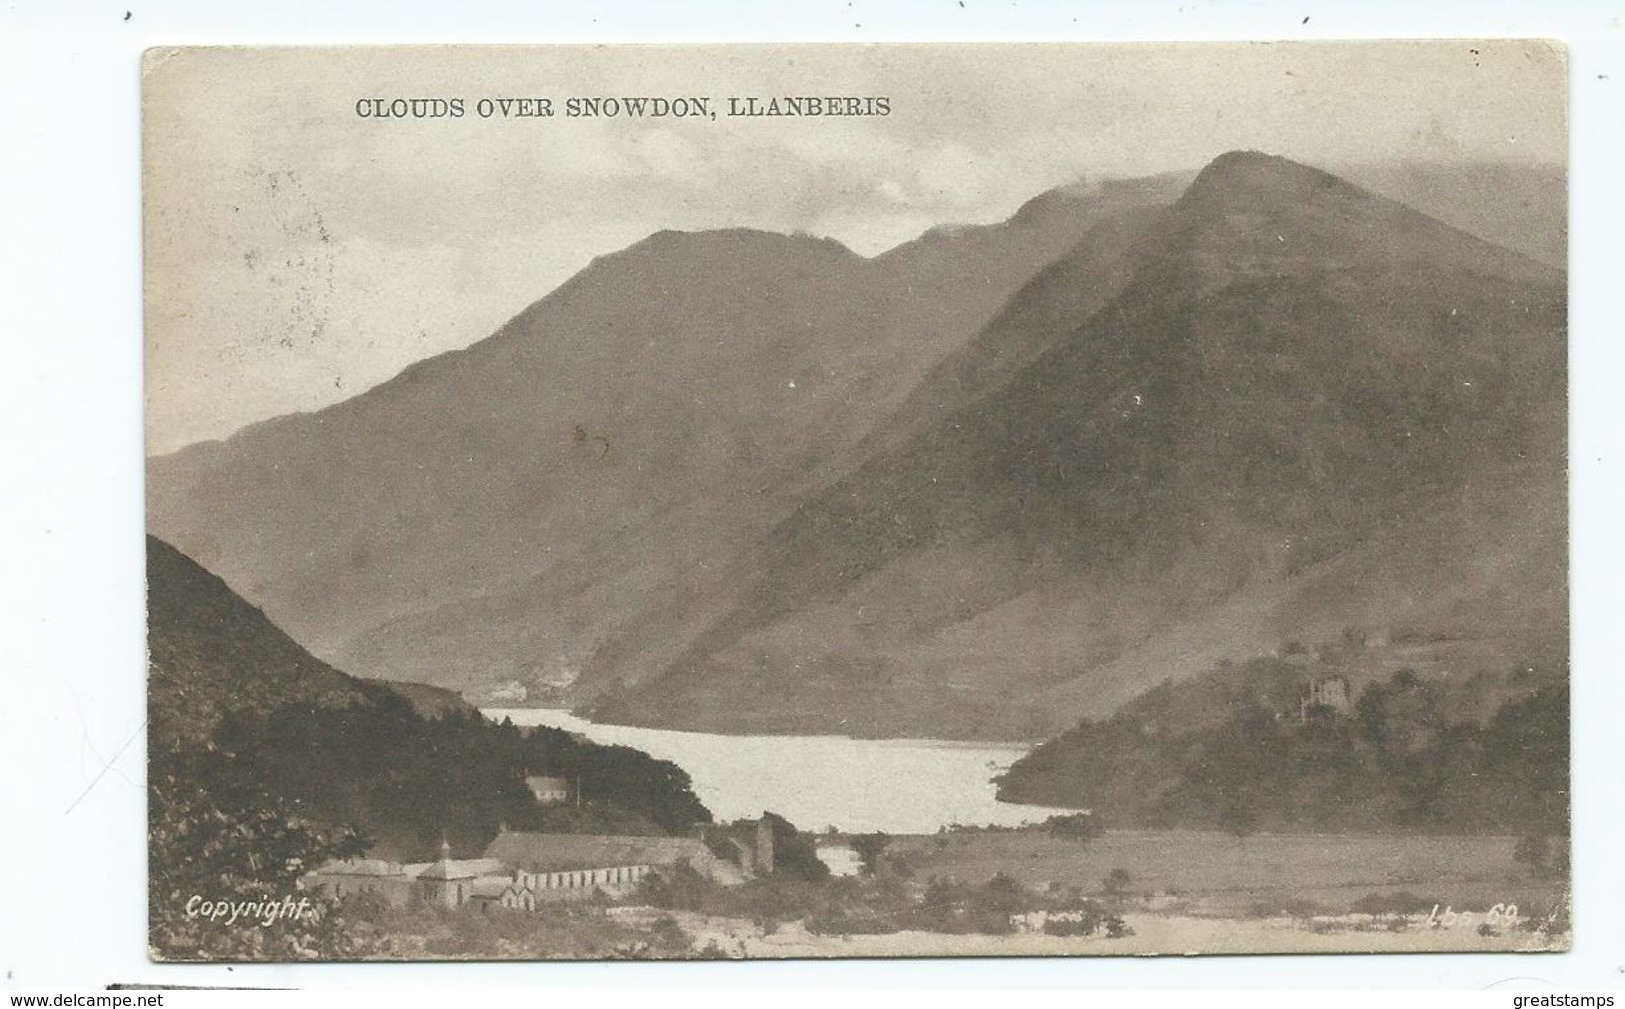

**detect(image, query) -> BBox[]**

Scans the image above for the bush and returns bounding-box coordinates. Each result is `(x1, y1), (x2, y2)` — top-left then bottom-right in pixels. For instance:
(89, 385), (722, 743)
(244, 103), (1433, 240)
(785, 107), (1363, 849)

(908, 877), (1023, 935)
(1043, 812), (1102, 843)
(851, 832), (891, 875)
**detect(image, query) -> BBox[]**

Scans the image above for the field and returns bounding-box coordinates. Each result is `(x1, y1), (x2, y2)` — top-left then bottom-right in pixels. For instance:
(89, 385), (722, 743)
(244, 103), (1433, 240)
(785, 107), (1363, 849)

(663, 828), (1568, 957)
(888, 829), (1563, 921)
(679, 912), (1564, 958)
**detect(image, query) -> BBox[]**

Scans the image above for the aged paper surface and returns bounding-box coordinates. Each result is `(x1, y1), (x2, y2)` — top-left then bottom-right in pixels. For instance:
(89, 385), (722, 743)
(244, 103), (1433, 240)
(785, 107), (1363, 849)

(143, 42), (1568, 960)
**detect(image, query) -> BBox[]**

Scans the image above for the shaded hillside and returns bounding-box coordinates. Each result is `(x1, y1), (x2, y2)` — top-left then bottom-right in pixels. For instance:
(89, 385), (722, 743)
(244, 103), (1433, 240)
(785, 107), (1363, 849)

(596, 152), (1565, 738)
(996, 645), (1568, 833)
(147, 534), (370, 749)
(146, 178), (1179, 698)
(364, 678), (475, 719)
(866, 200), (1167, 453)
(149, 533), (474, 741)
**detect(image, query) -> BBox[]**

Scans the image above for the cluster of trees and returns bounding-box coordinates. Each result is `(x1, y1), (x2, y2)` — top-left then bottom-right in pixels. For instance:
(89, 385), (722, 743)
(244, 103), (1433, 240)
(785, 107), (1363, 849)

(149, 745), (389, 960)
(197, 683), (712, 859)
(149, 686), (714, 958)
(633, 860), (1132, 940)
(998, 657), (1568, 838)
(697, 812), (831, 882)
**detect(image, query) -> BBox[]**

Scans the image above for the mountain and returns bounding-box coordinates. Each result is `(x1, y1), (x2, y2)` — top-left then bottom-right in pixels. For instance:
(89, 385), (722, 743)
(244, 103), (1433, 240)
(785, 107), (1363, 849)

(148, 153), (1565, 741)
(592, 151), (1566, 739)
(146, 175), (1184, 698)
(149, 533), (488, 746)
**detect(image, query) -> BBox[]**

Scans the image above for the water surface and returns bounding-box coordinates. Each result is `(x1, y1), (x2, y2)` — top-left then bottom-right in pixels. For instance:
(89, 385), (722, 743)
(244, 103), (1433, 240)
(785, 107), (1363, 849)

(485, 707), (1080, 834)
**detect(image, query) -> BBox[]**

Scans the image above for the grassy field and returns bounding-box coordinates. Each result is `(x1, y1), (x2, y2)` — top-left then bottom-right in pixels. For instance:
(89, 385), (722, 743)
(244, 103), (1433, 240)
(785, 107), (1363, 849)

(681, 913), (1566, 958)
(888, 829), (1564, 920)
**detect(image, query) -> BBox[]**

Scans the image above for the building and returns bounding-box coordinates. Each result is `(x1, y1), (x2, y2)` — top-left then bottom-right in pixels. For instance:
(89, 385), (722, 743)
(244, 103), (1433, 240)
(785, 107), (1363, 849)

(465, 876), (538, 912)
(482, 829), (748, 900)
(413, 840), (508, 909)
(486, 680), (528, 703)
(525, 775), (571, 805)
(304, 858), (417, 908)
(722, 818), (776, 878)
(1299, 675), (1352, 722)
(304, 821), (772, 912)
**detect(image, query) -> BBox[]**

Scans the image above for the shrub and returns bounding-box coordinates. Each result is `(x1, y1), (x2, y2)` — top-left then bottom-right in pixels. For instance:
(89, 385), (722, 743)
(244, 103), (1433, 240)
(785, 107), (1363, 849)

(851, 832), (891, 875)
(1043, 812), (1102, 843)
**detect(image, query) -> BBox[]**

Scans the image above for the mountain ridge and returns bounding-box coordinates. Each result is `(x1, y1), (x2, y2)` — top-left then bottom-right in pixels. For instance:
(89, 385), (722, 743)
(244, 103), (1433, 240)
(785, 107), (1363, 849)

(148, 151), (1565, 740)
(589, 151), (1564, 738)
(148, 171), (1169, 695)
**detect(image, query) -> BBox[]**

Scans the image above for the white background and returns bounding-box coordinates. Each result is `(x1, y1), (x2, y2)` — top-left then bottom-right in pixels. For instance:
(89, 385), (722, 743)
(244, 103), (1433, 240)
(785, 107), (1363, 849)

(0, 0), (1620, 992)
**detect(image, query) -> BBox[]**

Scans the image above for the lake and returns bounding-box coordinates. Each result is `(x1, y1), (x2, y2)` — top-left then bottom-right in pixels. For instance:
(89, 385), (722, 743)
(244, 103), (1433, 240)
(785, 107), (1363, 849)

(483, 707), (1081, 834)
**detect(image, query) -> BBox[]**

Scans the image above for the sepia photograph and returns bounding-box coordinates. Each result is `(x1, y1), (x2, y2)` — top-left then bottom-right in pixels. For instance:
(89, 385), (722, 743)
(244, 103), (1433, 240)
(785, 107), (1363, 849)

(141, 41), (1569, 961)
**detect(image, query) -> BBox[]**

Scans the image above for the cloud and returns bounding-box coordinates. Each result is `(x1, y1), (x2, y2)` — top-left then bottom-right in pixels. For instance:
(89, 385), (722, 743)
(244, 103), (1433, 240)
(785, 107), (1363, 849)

(144, 42), (1565, 452)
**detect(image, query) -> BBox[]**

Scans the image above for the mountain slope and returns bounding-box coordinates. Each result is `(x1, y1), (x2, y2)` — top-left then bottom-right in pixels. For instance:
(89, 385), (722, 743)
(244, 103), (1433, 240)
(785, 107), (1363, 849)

(147, 534), (372, 749)
(146, 535), (713, 860)
(593, 152), (1565, 738)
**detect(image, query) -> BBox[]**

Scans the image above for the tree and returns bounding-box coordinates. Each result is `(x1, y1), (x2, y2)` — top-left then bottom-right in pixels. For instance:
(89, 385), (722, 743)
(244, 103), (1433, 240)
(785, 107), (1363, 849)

(850, 832), (892, 875)
(1043, 811), (1102, 843)
(758, 811), (830, 881)
(148, 747), (388, 960)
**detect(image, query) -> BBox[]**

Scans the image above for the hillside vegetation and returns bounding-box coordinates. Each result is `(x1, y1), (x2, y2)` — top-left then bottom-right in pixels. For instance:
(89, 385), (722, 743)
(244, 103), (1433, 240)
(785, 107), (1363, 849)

(996, 636), (1567, 836)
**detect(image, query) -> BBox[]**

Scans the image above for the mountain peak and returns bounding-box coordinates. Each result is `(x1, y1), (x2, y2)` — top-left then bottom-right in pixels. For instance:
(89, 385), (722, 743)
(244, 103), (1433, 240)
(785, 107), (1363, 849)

(1159, 150), (1553, 288)
(629, 227), (859, 262)
(1178, 150), (1367, 214)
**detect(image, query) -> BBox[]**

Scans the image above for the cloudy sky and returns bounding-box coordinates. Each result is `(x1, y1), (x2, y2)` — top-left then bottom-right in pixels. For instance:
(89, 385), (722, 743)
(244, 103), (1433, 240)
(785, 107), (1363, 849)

(143, 41), (1565, 453)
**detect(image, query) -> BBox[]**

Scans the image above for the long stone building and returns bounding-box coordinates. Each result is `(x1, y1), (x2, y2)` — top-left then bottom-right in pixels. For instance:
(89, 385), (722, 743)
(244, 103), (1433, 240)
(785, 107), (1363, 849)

(305, 822), (773, 912)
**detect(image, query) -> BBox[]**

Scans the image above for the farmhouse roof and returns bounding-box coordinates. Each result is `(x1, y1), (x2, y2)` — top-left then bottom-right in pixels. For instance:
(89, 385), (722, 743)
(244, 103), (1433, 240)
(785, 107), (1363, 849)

(418, 857), (507, 881)
(311, 858), (405, 877)
(484, 831), (712, 872)
(468, 876), (516, 900)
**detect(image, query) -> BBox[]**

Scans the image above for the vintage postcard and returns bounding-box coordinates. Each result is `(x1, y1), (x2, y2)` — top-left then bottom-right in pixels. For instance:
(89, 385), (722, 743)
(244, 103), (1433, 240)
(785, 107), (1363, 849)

(143, 42), (1569, 961)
